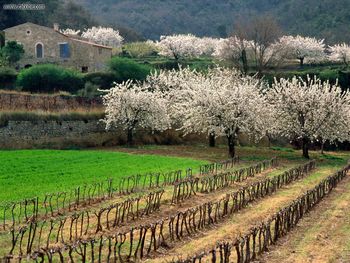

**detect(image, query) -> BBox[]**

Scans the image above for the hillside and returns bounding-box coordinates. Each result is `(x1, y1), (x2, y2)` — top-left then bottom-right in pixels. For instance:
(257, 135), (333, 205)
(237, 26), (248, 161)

(77, 0), (350, 43)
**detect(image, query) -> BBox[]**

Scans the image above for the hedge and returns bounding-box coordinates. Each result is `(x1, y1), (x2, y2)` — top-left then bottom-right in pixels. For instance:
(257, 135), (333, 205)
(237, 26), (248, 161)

(16, 64), (84, 93)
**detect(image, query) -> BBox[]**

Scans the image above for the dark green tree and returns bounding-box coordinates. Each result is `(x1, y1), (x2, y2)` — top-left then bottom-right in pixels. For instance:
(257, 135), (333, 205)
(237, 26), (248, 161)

(108, 57), (152, 83)
(1, 41), (24, 66)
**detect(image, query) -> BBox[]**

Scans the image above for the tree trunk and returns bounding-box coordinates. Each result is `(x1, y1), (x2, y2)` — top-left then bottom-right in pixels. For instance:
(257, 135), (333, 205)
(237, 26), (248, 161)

(266, 134), (272, 148)
(209, 132), (216, 147)
(227, 134), (236, 158)
(299, 57), (304, 68)
(321, 142), (325, 154)
(257, 65), (263, 78)
(302, 137), (310, 159)
(127, 128), (134, 146)
(241, 49), (248, 75)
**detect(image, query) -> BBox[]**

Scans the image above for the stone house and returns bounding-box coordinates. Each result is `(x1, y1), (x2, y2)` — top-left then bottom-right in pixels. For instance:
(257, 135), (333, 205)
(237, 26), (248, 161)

(3, 22), (112, 72)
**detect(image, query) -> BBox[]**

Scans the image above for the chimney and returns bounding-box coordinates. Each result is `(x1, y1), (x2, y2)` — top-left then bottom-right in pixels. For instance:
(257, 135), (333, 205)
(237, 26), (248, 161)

(53, 23), (59, 31)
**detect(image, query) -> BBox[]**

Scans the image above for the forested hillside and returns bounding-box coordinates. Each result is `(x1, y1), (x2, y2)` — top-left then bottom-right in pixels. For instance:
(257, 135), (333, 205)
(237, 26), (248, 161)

(77, 0), (350, 43)
(0, 0), (96, 30)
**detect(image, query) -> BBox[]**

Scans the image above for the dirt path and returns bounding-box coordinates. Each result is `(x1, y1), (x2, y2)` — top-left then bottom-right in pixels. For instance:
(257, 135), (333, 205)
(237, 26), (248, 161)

(258, 174), (350, 263)
(146, 165), (341, 262)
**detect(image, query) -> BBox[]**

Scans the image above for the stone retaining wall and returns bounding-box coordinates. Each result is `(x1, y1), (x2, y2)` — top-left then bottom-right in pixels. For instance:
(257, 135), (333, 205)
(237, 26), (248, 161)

(0, 119), (207, 149)
(0, 93), (102, 112)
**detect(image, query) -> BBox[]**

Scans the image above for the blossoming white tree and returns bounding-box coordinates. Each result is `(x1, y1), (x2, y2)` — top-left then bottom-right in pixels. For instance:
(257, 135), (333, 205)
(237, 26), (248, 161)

(81, 26), (124, 47)
(277, 35), (326, 67)
(184, 67), (269, 157)
(148, 66), (220, 147)
(102, 81), (170, 145)
(147, 66), (214, 141)
(156, 34), (201, 60)
(267, 76), (350, 158)
(328, 43), (350, 65)
(149, 66), (269, 157)
(197, 37), (221, 56)
(156, 34), (219, 60)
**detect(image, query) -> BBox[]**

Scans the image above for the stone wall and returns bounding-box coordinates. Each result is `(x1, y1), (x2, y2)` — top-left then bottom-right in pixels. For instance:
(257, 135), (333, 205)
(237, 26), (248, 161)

(0, 119), (206, 149)
(0, 92), (102, 112)
(0, 119), (119, 148)
(0, 119), (275, 149)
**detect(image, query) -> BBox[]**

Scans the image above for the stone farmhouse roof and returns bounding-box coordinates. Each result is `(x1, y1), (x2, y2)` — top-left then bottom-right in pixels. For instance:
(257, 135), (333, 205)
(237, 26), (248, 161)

(4, 22), (113, 50)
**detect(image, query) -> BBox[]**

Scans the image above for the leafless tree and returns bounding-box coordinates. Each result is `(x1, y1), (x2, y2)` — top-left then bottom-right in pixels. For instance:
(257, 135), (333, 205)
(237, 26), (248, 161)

(233, 15), (282, 75)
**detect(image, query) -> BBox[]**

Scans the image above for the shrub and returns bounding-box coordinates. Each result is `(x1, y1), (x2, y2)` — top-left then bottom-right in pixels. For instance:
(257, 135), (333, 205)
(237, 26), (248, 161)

(0, 67), (17, 90)
(83, 71), (117, 89)
(108, 57), (152, 83)
(16, 64), (84, 93)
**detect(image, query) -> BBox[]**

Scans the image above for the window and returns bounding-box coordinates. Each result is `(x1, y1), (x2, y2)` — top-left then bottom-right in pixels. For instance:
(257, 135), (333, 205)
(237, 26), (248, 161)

(35, 43), (44, 58)
(81, 66), (88, 73)
(26, 30), (31, 36)
(59, 43), (70, 58)
(98, 47), (102, 55)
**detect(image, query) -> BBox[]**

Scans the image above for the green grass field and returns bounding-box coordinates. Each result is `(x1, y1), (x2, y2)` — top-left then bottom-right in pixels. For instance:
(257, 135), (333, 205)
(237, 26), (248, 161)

(0, 150), (208, 203)
(1, 146), (349, 205)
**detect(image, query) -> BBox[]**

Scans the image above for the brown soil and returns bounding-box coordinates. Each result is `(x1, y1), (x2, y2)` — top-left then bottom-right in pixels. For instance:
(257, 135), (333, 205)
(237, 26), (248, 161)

(146, 166), (343, 262)
(257, 174), (350, 263)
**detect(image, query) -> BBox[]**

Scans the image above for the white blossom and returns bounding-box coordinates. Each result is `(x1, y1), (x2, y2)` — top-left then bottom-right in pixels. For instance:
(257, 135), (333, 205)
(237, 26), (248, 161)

(60, 28), (81, 36)
(328, 43), (350, 65)
(147, 66), (205, 126)
(156, 34), (220, 59)
(267, 76), (350, 157)
(148, 66), (270, 157)
(197, 37), (221, 56)
(81, 26), (124, 48)
(102, 81), (170, 144)
(277, 35), (326, 65)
